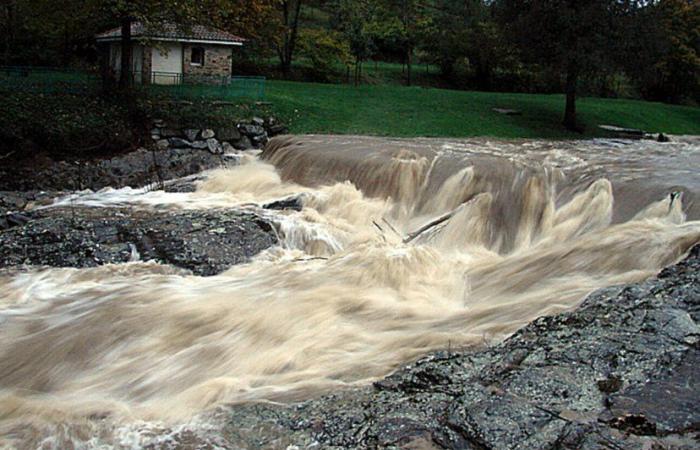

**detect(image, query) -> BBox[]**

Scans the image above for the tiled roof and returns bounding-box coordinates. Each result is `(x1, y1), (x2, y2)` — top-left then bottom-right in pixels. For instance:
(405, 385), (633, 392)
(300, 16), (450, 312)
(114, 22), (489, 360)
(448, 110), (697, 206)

(96, 22), (245, 44)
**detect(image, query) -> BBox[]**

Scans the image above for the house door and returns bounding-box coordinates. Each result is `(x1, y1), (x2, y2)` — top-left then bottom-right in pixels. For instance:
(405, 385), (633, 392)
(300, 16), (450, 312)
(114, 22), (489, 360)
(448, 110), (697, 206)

(151, 43), (183, 85)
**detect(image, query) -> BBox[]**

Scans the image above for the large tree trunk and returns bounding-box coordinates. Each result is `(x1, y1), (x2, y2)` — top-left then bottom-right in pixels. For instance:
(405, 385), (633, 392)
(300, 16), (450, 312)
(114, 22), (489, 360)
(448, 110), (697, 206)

(2, 1), (16, 65)
(119, 16), (133, 90)
(406, 46), (412, 86)
(563, 64), (578, 131)
(279, 0), (302, 77)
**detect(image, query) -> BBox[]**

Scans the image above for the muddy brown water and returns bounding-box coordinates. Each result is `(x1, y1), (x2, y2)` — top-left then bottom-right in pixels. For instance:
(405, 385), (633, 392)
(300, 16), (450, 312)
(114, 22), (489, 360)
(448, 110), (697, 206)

(1, 135), (699, 448)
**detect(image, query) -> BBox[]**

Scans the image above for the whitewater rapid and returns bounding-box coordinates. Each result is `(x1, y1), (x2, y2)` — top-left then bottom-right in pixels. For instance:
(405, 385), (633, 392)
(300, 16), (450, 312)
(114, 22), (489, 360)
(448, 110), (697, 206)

(1, 136), (699, 448)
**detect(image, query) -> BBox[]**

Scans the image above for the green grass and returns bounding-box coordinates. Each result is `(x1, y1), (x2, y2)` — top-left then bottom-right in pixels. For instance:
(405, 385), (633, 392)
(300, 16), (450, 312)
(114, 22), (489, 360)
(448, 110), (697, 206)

(257, 81), (700, 138)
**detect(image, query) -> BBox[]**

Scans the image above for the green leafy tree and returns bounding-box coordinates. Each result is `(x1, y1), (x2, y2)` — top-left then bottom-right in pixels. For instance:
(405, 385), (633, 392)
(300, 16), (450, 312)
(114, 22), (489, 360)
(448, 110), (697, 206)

(495, 0), (628, 130)
(274, 0), (304, 76)
(623, 0), (699, 103)
(298, 27), (351, 80)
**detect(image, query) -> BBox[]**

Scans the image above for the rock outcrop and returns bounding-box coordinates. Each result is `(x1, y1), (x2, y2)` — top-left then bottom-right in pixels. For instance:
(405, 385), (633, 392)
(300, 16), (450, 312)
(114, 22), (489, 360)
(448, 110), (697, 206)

(183, 245), (700, 449)
(0, 206), (278, 276)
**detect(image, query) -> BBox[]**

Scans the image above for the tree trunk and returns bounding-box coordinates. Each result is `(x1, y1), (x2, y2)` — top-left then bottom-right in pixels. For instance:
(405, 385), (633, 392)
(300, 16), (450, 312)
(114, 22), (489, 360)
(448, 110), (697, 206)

(406, 46), (412, 86)
(279, 0), (302, 78)
(563, 65), (578, 131)
(119, 16), (133, 90)
(2, 1), (15, 65)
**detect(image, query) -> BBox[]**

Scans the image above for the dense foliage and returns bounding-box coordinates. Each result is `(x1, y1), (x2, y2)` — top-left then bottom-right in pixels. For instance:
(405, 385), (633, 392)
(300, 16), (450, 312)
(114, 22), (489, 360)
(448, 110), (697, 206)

(1, 0), (697, 132)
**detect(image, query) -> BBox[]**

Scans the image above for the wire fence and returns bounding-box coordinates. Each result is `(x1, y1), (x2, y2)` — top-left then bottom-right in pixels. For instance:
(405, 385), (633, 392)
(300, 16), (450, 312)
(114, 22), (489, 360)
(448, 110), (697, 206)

(0, 66), (265, 100)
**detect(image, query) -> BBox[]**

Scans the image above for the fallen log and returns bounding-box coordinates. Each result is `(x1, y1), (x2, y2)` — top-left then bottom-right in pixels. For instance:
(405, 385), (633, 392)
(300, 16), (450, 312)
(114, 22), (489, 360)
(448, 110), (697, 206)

(403, 204), (464, 244)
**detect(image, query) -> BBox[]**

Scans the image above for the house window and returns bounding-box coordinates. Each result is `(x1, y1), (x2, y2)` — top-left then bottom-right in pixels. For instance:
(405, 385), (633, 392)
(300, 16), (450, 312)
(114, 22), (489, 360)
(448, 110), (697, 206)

(191, 47), (205, 66)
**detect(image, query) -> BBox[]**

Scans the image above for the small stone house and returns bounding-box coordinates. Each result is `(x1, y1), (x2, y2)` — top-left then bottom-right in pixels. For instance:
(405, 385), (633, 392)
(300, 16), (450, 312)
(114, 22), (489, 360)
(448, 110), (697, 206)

(96, 22), (245, 85)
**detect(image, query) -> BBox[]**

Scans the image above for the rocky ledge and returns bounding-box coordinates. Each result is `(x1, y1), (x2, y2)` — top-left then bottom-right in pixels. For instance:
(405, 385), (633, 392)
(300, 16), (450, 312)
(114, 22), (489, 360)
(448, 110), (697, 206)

(195, 245), (699, 449)
(0, 117), (287, 192)
(0, 206), (277, 276)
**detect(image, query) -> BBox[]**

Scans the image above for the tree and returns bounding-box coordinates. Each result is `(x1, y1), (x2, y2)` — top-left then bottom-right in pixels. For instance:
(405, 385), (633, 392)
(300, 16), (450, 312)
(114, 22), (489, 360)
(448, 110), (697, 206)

(275, 0), (304, 76)
(383, 0), (429, 86)
(496, 0), (625, 130)
(298, 28), (351, 81)
(622, 0), (699, 103)
(332, 0), (378, 85)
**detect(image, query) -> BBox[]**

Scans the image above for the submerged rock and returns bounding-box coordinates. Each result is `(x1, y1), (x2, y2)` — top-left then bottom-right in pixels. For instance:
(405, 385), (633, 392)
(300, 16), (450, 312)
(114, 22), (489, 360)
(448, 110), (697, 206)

(212, 245), (700, 449)
(0, 206), (277, 276)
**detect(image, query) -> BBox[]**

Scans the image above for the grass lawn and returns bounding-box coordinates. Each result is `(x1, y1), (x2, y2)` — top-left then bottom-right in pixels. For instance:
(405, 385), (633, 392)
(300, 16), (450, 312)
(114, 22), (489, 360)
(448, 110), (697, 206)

(261, 81), (700, 139)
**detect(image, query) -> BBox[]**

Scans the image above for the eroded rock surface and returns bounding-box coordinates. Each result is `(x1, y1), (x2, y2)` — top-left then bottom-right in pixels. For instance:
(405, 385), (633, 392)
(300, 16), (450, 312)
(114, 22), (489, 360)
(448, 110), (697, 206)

(205, 245), (700, 449)
(0, 206), (277, 276)
(0, 147), (225, 192)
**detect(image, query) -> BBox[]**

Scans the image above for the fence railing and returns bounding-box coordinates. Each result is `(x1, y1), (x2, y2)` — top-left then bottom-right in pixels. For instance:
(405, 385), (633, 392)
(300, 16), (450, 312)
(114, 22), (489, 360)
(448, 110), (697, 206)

(148, 73), (266, 100)
(0, 66), (265, 100)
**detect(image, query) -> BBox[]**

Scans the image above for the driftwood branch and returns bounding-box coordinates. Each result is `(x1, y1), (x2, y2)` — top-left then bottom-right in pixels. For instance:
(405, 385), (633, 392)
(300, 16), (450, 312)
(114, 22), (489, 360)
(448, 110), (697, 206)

(382, 218), (402, 238)
(403, 203), (465, 244)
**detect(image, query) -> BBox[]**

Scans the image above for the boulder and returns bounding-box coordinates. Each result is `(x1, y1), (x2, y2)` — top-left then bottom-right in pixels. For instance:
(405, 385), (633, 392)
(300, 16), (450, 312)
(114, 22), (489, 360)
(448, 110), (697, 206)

(0, 212), (31, 231)
(233, 135), (254, 150)
(252, 117), (265, 126)
(206, 138), (223, 154)
(168, 137), (191, 149)
(251, 132), (269, 147)
(184, 129), (200, 142)
(156, 139), (170, 150)
(201, 129), (216, 139)
(190, 141), (208, 150)
(160, 128), (181, 138)
(0, 207), (278, 276)
(238, 124), (266, 137)
(217, 127), (241, 142)
(267, 124), (288, 136)
(222, 142), (236, 154)
(212, 245), (700, 449)
(263, 195), (303, 211)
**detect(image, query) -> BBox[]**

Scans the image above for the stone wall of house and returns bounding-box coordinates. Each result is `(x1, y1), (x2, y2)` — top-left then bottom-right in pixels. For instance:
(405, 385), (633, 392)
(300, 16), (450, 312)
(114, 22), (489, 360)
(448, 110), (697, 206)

(183, 45), (232, 82)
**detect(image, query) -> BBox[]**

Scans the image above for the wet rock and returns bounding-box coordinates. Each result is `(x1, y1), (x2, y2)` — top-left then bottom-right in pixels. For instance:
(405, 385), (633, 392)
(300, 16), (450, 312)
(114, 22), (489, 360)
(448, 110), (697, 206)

(268, 124), (289, 136)
(263, 195), (303, 211)
(156, 139), (170, 150)
(251, 132), (269, 147)
(216, 245), (700, 449)
(207, 138), (223, 154)
(160, 128), (181, 138)
(238, 124), (265, 137)
(0, 148), (225, 192)
(1, 212), (29, 230)
(0, 206), (277, 276)
(184, 129), (200, 142)
(168, 137), (191, 149)
(657, 133), (670, 143)
(222, 142), (235, 154)
(217, 127), (241, 142)
(233, 135), (254, 151)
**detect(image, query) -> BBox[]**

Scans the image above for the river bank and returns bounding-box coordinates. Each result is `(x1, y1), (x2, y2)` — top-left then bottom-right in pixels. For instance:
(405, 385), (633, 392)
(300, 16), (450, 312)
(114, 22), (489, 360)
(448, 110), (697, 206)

(0, 135), (698, 449)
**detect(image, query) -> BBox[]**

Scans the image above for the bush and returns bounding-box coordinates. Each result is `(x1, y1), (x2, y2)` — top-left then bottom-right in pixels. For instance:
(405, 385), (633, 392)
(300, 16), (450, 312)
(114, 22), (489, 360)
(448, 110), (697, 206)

(0, 92), (135, 159)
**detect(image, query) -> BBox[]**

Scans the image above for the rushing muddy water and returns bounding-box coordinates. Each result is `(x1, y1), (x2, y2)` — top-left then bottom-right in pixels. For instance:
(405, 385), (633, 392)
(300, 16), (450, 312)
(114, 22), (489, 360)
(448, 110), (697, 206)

(1, 136), (699, 448)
